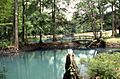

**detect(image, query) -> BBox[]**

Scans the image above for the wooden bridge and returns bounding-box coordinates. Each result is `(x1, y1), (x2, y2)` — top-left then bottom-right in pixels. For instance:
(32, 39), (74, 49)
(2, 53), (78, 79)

(71, 35), (94, 45)
(43, 35), (94, 45)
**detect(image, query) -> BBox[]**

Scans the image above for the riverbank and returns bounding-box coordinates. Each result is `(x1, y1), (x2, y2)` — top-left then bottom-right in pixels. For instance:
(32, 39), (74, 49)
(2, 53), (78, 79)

(0, 41), (80, 55)
(0, 40), (120, 56)
(20, 42), (81, 51)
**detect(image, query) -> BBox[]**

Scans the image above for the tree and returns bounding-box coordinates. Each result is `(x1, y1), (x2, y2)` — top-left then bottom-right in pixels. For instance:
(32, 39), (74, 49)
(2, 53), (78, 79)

(118, 0), (120, 35)
(74, 0), (100, 38)
(39, 0), (42, 43)
(111, 0), (116, 37)
(98, 0), (106, 38)
(14, 0), (19, 50)
(52, 0), (57, 41)
(86, 0), (99, 38)
(22, 0), (25, 43)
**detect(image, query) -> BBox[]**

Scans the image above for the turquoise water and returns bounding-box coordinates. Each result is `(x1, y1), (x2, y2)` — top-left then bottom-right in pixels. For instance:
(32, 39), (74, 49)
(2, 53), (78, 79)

(0, 49), (114, 79)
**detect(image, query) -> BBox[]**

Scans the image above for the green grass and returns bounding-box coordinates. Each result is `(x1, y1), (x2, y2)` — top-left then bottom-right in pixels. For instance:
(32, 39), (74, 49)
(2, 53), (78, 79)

(105, 37), (120, 43)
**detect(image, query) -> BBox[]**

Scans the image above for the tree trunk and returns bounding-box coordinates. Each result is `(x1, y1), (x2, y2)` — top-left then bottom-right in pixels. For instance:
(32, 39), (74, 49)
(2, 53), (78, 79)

(112, 2), (115, 37)
(92, 19), (97, 39)
(99, 1), (104, 38)
(14, 0), (19, 50)
(63, 54), (80, 79)
(114, 3), (118, 36)
(39, 31), (42, 43)
(39, 0), (42, 43)
(52, 0), (57, 41)
(118, 26), (120, 35)
(92, 6), (97, 39)
(7, 28), (10, 39)
(25, 0), (28, 44)
(118, 19), (120, 34)
(4, 27), (7, 38)
(88, 0), (97, 39)
(22, 0), (25, 43)
(118, 0), (120, 35)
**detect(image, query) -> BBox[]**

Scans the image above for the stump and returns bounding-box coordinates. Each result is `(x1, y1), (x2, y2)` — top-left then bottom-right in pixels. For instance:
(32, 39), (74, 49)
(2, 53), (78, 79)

(63, 53), (81, 79)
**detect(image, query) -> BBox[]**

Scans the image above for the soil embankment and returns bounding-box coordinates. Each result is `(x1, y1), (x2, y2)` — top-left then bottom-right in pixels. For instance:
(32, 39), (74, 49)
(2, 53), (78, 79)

(0, 41), (120, 55)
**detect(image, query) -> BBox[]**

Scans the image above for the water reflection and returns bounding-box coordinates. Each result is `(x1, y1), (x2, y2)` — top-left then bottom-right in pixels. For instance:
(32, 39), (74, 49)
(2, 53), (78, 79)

(0, 49), (98, 79)
(0, 66), (7, 79)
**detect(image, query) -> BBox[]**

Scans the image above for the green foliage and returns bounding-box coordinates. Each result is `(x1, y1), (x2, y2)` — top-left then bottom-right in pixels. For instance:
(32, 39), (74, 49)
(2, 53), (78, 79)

(28, 11), (52, 35)
(0, 39), (11, 49)
(0, 0), (120, 48)
(26, 0), (38, 16)
(88, 53), (120, 79)
(0, 0), (13, 22)
(73, 0), (120, 34)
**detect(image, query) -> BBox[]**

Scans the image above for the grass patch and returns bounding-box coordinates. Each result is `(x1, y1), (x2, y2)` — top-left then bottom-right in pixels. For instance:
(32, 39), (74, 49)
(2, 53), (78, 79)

(105, 37), (120, 43)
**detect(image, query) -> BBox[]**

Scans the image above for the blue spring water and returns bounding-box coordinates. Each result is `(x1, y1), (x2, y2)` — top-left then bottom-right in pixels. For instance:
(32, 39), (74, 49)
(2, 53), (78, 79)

(0, 48), (118, 79)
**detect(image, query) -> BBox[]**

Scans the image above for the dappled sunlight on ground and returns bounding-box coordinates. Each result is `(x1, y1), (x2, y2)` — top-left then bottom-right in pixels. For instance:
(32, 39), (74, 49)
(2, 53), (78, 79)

(106, 38), (120, 43)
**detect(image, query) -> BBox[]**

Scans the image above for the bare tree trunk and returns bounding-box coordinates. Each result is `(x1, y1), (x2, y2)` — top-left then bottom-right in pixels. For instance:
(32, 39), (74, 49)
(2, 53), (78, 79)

(118, 17), (120, 35)
(87, 0), (97, 39)
(119, 0), (120, 35)
(92, 18), (97, 39)
(91, 3), (97, 39)
(22, 0), (25, 43)
(112, 2), (115, 37)
(63, 54), (80, 79)
(24, 0), (28, 44)
(118, 26), (120, 35)
(52, 0), (57, 42)
(39, 0), (42, 43)
(99, 1), (104, 38)
(14, 0), (19, 50)
(114, 4), (118, 36)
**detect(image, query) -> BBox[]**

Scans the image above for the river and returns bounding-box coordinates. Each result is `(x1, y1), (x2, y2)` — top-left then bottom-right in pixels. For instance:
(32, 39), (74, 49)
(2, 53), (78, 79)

(0, 48), (119, 79)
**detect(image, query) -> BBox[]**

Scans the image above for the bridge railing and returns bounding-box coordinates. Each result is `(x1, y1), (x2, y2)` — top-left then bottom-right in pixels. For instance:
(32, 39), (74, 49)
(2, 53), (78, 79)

(72, 35), (94, 41)
(59, 35), (94, 43)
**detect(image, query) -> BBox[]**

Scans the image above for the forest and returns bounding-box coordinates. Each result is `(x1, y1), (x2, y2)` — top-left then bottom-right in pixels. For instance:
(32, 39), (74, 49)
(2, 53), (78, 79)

(0, 0), (120, 50)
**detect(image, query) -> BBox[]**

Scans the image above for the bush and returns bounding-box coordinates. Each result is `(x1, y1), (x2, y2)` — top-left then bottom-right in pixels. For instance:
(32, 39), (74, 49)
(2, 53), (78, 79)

(0, 39), (11, 49)
(88, 53), (120, 79)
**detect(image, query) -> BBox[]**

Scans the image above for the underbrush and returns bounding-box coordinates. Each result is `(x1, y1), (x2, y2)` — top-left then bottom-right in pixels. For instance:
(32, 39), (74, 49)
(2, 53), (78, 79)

(88, 53), (120, 79)
(0, 39), (12, 49)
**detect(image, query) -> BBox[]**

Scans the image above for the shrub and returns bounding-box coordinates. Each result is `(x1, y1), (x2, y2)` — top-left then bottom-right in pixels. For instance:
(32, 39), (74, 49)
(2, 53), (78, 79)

(0, 39), (11, 49)
(88, 53), (120, 79)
